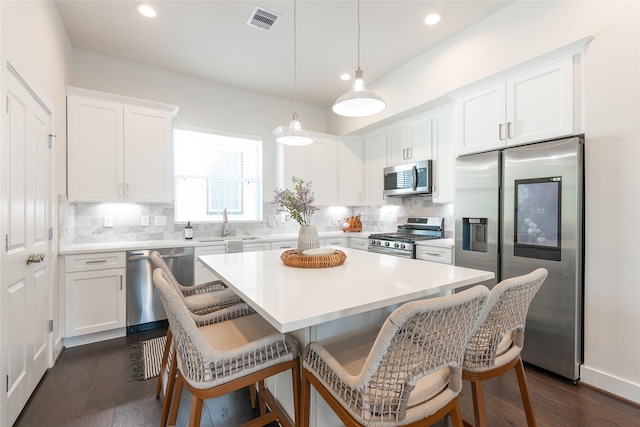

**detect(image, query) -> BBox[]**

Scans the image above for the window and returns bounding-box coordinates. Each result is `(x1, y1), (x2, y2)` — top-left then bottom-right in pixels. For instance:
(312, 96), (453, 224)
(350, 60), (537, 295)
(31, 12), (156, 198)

(174, 127), (262, 223)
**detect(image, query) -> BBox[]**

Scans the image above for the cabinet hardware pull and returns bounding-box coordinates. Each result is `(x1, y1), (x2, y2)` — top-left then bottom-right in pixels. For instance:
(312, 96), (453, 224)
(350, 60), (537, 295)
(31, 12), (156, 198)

(120, 275), (123, 290)
(119, 183), (123, 197)
(498, 124), (504, 141)
(507, 122), (513, 139)
(85, 259), (107, 264)
(406, 147), (411, 159)
(423, 252), (441, 257)
(126, 183), (130, 198)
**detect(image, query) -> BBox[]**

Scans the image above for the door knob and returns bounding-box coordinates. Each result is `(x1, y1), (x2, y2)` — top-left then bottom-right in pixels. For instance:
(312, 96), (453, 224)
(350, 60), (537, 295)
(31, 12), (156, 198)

(26, 253), (45, 265)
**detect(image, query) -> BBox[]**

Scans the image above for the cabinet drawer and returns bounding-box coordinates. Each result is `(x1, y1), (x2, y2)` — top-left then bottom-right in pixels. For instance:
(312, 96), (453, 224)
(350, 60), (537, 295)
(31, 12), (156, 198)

(270, 240), (297, 250)
(245, 242), (272, 252)
(350, 238), (369, 251)
(323, 237), (347, 247)
(65, 252), (125, 273)
(415, 246), (452, 264)
(195, 245), (226, 257)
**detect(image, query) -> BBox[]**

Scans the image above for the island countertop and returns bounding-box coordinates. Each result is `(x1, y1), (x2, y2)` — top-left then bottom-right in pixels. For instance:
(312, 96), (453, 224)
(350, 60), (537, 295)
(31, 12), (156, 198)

(199, 247), (493, 333)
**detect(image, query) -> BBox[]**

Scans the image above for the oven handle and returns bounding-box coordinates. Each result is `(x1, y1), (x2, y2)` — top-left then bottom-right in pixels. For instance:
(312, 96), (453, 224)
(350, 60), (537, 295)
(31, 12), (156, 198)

(412, 165), (418, 191)
(367, 245), (413, 259)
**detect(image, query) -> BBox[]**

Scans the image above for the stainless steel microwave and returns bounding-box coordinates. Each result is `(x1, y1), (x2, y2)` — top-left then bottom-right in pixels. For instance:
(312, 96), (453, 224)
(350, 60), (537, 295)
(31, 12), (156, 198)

(383, 160), (432, 197)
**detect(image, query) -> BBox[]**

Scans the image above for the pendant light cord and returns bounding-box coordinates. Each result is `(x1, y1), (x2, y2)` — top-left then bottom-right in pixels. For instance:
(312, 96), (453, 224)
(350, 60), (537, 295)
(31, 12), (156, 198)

(357, 0), (361, 70)
(293, 0), (298, 109)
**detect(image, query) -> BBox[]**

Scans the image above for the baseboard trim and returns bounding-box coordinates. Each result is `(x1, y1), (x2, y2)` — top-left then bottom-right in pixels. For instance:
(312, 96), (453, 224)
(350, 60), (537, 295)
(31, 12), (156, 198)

(581, 364), (640, 405)
(63, 328), (126, 348)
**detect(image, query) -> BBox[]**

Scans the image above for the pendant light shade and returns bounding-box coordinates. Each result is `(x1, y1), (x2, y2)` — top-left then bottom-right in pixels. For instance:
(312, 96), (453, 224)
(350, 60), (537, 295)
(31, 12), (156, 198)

(274, 112), (313, 145)
(275, 0), (313, 145)
(332, 0), (386, 117)
(332, 68), (386, 117)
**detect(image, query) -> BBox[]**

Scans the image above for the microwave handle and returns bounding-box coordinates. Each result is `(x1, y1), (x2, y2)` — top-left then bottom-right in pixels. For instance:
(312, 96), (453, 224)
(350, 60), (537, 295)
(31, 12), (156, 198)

(412, 165), (418, 191)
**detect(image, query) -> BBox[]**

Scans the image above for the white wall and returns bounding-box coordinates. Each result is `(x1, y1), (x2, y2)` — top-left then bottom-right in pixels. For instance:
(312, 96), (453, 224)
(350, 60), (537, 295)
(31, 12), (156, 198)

(70, 50), (329, 203)
(1, 0), (73, 373)
(332, 1), (640, 403)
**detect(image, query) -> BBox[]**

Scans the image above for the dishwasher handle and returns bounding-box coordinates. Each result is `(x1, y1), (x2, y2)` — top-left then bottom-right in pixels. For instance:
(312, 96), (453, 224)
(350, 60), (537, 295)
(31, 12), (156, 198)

(127, 252), (192, 262)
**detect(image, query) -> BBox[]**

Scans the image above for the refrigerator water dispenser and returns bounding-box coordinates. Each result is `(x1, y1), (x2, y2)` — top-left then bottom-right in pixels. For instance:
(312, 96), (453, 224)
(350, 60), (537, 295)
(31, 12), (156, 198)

(462, 218), (487, 252)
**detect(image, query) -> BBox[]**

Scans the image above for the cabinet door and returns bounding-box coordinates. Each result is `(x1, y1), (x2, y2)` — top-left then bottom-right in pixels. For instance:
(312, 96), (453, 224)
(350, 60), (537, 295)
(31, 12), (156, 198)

(64, 268), (126, 337)
(387, 127), (408, 166)
(408, 119), (432, 162)
(67, 94), (123, 202)
(307, 138), (338, 206)
(506, 58), (573, 146)
(432, 111), (455, 203)
(280, 144), (308, 190)
(338, 138), (363, 205)
(415, 246), (453, 264)
(363, 134), (387, 205)
(195, 246), (225, 283)
(456, 82), (506, 155)
(124, 105), (174, 203)
(270, 240), (297, 250)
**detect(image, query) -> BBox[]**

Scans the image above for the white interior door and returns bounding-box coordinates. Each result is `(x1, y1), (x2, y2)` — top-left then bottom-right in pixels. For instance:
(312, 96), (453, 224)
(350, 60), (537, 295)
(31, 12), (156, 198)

(1, 66), (52, 426)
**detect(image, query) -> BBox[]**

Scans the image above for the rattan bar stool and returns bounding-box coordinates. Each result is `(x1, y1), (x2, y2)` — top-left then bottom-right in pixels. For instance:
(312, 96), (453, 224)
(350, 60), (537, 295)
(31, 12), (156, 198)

(300, 285), (490, 427)
(149, 251), (250, 426)
(153, 268), (300, 427)
(462, 268), (548, 427)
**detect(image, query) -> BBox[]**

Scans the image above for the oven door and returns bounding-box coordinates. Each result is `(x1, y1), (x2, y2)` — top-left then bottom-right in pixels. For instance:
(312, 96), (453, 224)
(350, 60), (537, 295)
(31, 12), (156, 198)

(368, 244), (414, 258)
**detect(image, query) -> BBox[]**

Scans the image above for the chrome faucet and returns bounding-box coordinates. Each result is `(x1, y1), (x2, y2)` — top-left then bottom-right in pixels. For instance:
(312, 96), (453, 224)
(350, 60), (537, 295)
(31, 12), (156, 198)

(222, 208), (231, 236)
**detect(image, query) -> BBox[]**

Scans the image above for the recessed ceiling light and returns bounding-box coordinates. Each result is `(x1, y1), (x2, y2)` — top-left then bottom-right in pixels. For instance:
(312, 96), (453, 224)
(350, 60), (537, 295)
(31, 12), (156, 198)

(136, 3), (157, 18)
(340, 73), (352, 81)
(424, 12), (443, 26)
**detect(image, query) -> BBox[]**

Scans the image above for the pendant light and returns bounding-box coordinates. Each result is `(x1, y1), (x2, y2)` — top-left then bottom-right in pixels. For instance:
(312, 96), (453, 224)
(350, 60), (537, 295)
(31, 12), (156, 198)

(332, 0), (386, 117)
(274, 0), (313, 146)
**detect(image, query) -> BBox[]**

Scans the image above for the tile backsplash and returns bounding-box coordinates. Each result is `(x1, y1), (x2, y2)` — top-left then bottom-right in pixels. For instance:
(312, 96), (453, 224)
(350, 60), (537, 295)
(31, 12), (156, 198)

(58, 196), (453, 248)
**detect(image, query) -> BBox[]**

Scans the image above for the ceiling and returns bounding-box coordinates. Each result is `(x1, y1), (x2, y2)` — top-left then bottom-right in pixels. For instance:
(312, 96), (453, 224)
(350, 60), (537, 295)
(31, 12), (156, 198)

(54, 1), (513, 109)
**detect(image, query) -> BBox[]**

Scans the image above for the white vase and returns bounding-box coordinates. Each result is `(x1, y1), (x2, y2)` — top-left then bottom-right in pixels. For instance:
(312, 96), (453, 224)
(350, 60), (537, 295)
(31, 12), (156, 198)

(297, 225), (320, 254)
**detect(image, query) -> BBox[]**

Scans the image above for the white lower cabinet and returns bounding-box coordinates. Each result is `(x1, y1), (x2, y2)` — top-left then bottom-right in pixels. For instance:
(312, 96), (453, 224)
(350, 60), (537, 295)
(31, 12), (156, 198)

(63, 252), (126, 346)
(349, 237), (369, 251)
(415, 245), (453, 265)
(195, 245), (225, 283)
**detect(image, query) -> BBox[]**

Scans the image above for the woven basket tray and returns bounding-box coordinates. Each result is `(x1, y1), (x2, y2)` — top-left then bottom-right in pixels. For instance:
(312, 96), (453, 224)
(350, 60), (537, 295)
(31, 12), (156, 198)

(281, 249), (347, 268)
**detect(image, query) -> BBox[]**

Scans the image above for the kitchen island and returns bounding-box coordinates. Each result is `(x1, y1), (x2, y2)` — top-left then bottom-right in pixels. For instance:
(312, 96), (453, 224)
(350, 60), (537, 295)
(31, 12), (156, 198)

(199, 247), (494, 427)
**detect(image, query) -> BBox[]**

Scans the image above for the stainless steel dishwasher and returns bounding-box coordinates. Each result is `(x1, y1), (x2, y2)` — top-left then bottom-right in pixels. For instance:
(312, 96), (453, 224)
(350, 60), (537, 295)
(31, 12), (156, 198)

(126, 247), (194, 333)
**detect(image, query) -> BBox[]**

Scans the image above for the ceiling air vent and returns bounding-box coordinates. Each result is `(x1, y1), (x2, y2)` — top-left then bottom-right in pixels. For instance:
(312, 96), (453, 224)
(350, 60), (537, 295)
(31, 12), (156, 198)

(247, 5), (281, 31)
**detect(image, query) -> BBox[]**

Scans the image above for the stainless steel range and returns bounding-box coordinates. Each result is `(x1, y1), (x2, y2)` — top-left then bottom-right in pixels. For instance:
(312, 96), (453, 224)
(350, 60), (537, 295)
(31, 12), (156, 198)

(368, 217), (444, 258)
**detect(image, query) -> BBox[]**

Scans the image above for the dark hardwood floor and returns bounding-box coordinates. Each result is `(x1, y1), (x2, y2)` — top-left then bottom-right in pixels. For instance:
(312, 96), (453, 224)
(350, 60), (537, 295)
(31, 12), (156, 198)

(15, 327), (640, 427)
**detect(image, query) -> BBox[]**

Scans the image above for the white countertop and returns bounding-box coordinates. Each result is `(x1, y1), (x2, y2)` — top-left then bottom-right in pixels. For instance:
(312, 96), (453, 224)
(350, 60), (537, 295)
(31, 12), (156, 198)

(199, 247), (492, 333)
(58, 231), (371, 255)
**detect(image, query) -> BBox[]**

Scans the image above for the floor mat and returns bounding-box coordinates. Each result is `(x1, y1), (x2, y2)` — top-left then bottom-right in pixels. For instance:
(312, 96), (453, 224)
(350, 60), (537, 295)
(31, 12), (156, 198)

(130, 335), (166, 381)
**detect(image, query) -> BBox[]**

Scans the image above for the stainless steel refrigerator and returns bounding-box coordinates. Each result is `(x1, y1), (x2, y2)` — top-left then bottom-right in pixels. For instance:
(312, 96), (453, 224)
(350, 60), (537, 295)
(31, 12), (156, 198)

(454, 136), (583, 381)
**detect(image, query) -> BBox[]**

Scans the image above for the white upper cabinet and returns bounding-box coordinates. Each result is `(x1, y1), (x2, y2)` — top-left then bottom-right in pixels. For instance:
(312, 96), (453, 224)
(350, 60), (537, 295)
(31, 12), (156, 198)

(278, 136), (339, 206)
(387, 119), (432, 166)
(455, 58), (574, 155)
(363, 133), (387, 205)
(67, 87), (178, 203)
(431, 109), (455, 203)
(338, 137), (364, 205)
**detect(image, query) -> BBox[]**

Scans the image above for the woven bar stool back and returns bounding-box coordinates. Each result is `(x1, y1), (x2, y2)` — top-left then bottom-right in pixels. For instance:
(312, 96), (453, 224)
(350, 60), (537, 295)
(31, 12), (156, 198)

(462, 268), (548, 427)
(301, 285), (490, 427)
(152, 268), (300, 427)
(149, 250), (248, 426)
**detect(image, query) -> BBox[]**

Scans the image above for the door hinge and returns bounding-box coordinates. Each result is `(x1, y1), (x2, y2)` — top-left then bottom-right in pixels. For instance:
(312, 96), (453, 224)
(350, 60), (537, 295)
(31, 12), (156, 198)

(48, 134), (56, 148)
(48, 319), (53, 333)
(48, 227), (53, 241)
